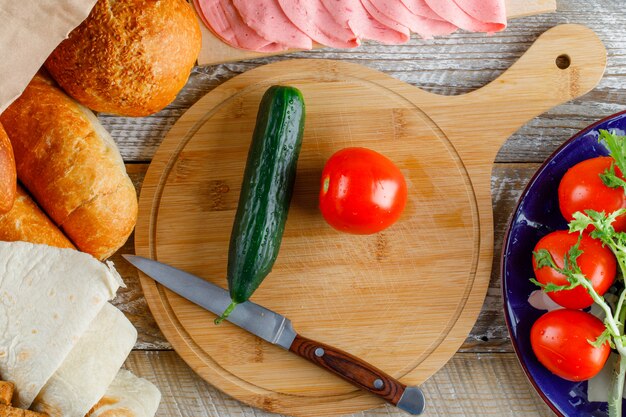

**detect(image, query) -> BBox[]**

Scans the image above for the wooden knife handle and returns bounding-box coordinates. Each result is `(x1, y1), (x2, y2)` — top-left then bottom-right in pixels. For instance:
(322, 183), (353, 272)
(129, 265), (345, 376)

(289, 334), (425, 415)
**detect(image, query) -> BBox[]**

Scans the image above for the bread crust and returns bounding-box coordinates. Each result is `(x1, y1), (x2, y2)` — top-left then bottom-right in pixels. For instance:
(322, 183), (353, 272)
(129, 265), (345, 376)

(0, 75), (136, 259)
(45, 0), (201, 117)
(0, 124), (16, 214)
(0, 381), (13, 406)
(0, 404), (47, 417)
(0, 185), (74, 250)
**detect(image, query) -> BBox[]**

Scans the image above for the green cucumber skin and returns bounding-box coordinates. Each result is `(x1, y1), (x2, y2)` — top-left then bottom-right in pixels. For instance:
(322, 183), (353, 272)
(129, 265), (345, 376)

(227, 85), (305, 305)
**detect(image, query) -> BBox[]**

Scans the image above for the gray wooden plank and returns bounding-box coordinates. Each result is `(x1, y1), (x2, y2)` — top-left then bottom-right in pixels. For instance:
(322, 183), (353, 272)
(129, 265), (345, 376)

(123, 350), (553, 417)
(463, 163), (539, 352)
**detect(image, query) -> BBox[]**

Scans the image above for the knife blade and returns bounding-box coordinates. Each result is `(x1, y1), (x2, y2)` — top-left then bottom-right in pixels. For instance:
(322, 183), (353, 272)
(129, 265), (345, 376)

(123, 254), (425, 415)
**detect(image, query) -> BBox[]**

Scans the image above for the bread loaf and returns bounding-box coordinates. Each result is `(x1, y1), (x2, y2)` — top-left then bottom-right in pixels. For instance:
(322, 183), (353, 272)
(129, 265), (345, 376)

(0, 124), (16, 214)
(0, 185), (74, 249)
(0, 75), (137, 260)
(45, 0), (201, 117)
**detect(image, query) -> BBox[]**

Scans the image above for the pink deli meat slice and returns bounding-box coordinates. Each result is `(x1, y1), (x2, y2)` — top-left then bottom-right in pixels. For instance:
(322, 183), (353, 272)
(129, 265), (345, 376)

(194, 0), (224, 35)
(195, 0), (286, 52)
(277, 0), (360, 49)
(399, 0), (445, 21)
(360, 0), (410, 39)
(321, 0), (408, 44)
(232, 0), (313, 49)
(423, 0), (503, 33)
(367, 0), (457, 39)
(453, 0), (506, 32)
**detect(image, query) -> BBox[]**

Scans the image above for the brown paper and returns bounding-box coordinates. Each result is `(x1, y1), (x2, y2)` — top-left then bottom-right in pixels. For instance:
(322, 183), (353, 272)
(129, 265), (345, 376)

(0, 0), (97, 113)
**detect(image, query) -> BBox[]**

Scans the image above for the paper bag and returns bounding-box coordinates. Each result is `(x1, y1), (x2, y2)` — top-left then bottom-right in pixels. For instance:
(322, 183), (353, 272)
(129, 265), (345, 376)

(0, 0), (97, 113)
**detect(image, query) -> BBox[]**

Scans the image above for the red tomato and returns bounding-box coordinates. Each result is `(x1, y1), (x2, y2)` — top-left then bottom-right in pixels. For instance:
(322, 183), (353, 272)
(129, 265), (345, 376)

(532, 230), (615, 309)
(559, 156), (626, 231)
(531, 309), (610, 381)
(319, 147), (407, 234)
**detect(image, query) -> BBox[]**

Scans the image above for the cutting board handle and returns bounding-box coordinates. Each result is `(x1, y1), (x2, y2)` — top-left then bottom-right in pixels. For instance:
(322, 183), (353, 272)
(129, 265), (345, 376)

(426, 24), (607, 160)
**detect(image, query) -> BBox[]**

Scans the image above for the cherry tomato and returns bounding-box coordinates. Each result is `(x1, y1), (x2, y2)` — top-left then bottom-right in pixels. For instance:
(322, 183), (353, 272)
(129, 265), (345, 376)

(319, 147), (407, 234)
(559, 156), (626, 231)
(531, 309), (610, 381)
(532, 230), (615, 309)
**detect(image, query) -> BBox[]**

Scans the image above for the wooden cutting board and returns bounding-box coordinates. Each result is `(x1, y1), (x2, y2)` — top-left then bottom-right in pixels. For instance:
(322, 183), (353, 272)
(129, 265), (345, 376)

(193, 0), (557, 66)
(135, 24), (605, 417)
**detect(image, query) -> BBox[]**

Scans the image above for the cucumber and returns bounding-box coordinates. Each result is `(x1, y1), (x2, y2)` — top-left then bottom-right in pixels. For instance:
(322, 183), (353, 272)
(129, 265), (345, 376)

(216, 85), (305, 323)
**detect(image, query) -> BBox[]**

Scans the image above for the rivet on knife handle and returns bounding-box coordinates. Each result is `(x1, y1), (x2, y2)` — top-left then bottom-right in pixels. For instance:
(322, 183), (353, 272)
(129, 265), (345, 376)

(289, 334), (425, 415)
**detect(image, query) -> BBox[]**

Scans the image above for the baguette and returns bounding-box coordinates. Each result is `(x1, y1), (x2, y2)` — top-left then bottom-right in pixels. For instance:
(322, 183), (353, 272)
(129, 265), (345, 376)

(0, 75), (137, 260)
(0, 124), (16, 214)
(45, 0), (201, 117)
(0, 185), (74, 249)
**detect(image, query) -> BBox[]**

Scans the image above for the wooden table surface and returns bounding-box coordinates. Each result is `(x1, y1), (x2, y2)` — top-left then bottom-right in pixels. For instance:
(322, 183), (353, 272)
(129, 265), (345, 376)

(103, 1), (626, 415)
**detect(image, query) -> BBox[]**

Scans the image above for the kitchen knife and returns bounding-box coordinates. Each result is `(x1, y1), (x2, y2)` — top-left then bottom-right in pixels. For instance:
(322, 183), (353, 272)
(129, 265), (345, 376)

(123, 254), (425, 415)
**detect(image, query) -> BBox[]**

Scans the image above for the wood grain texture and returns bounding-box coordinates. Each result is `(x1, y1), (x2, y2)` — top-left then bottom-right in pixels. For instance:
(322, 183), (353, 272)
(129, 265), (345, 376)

(116, 163), (539, 353)
(191, 0), (557, 66)
(135, 60), (488, 416)
(93, 1), (626, 415)
(123, 351), (553, 417)
(131, 26), (604, 416)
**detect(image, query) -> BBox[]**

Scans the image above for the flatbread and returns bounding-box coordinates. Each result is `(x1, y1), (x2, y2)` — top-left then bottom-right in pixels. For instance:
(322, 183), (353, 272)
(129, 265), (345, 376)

(32, 304), (137, 417)
(87, 370), (161, 417)
(0, 241), (122, 408)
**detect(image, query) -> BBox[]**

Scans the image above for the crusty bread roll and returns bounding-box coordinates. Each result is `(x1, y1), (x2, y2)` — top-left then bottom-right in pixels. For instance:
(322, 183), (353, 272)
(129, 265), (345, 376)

(0, 124), (16, 214)
(0, 75), (137, 260)
(0, 185), (74, 249)
(45, 0), (201, 117)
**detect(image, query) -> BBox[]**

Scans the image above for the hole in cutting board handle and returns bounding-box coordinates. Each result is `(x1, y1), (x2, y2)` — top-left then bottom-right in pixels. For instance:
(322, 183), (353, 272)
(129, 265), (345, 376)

(556, 54), (571, 69)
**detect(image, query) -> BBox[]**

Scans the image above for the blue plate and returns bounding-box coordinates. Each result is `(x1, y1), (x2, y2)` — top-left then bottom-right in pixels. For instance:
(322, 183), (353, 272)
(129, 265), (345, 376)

(502, 111), (626, 417)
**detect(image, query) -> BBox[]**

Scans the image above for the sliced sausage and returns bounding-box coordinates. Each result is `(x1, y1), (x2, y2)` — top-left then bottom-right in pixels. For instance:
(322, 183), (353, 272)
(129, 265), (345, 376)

(400, 0), (445, 21)
(453, 0), (506, 31)
(195, 0), (285, 51)
(423, 0), (503, 33)
(322, 0), (408, 44)
(277, 0), (360, 48)
(232, 0), (313, 49)
(367, 0), (457, 38)
(360, 0), (410, 39)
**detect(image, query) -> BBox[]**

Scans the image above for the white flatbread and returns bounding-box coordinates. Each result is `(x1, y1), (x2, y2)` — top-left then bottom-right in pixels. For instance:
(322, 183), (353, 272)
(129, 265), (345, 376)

(32, 303), (137, 417)
(87, 369), (161, 417)
(0, 241), (122, 408)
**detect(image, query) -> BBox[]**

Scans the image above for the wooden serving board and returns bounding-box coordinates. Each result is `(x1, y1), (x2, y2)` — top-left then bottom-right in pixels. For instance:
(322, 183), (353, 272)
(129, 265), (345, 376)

(193, 0), (557, 66)
(135, 24), (605, 417)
